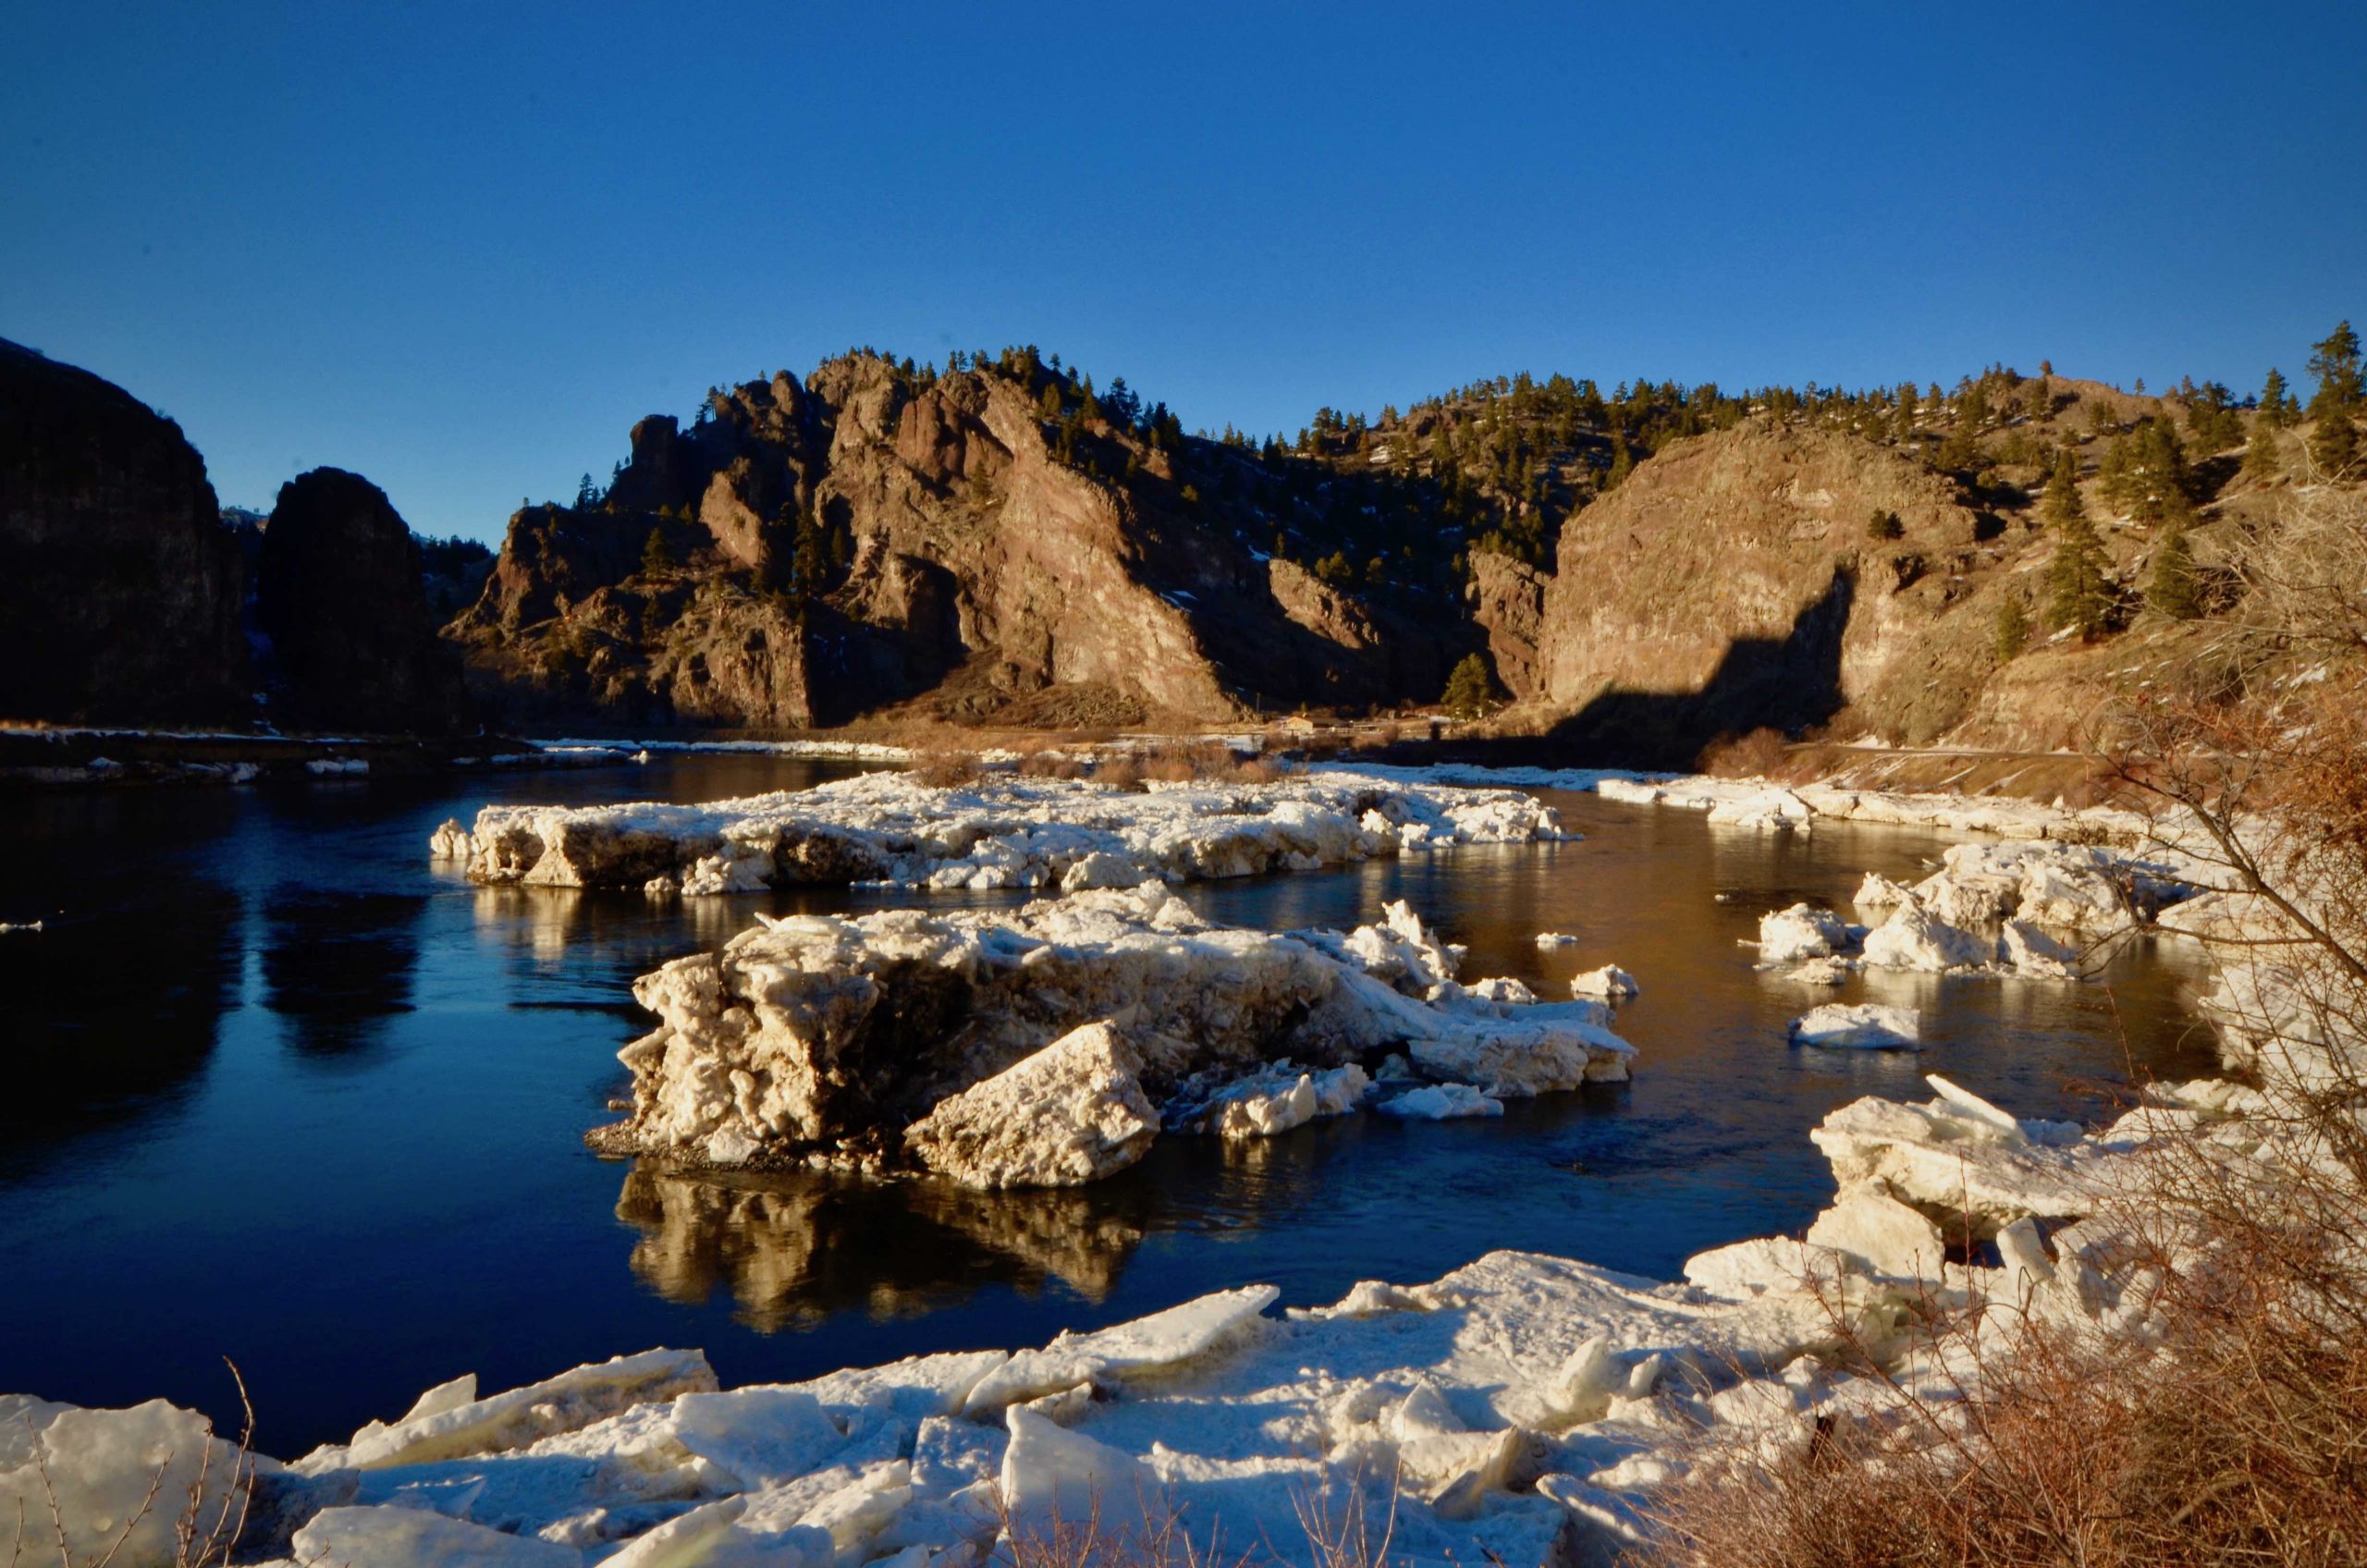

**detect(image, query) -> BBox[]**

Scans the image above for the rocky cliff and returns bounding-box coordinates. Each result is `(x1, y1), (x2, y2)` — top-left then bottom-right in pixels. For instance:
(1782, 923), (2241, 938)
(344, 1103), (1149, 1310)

(0, 338), (251, 724)
(256, 469), (475, 733)
(448, 353), (1472, 729)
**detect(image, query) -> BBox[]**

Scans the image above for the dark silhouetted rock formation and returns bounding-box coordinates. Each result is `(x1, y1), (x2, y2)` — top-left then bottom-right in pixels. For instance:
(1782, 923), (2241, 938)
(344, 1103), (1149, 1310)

(0, 338), (251, 724)
(256, 469), (473, 732)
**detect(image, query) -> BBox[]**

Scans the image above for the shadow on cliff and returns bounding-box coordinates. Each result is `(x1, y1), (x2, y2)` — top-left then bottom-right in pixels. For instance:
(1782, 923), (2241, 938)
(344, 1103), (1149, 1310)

(1540, 563), (1858, 770)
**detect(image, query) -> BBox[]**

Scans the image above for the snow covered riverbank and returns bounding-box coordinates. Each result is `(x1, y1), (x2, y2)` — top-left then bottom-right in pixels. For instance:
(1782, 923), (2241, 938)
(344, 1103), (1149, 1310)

(601, 883), (1632, 1178)
(6, 1063), (2255, 1568)
(428, 771), (1569, 896)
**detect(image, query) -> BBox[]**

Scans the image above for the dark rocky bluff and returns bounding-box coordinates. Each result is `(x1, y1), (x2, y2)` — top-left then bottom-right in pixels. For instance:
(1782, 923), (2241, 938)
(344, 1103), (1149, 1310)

(256, 469), (474, 733)
(0, 338), (251, 724)
(448, 354), (1473, 729)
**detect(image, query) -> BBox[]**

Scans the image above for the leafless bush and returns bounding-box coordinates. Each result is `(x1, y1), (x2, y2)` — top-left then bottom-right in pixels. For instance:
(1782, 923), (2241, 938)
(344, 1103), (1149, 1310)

(1091, 753), (1143, 790)
(1091, 742), (1282, 790)
(1697, 728), (1791, 778)
(1017, 741), (1088, 779)
(910, 745), (986, 789)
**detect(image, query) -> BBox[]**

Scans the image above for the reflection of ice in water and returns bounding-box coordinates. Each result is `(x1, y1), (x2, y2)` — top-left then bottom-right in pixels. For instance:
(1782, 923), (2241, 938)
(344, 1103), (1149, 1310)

(614, 1165), (1147, 1331)
(472, 884), (583, 961)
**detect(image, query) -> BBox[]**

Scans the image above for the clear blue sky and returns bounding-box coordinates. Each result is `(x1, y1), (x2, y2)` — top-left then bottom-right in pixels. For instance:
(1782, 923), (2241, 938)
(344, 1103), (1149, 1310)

(6, 3), (2361, 543)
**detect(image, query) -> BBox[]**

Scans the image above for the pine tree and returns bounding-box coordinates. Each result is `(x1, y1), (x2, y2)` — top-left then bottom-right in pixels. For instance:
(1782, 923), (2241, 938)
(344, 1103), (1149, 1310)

(1866, 508), (1904, 541)
(1604, 434), (1634, 490)
(2314, 407), (2361, 478)
(641, 528), (674, 575)
(2040, 447), (2084, 529)
(2307, 321), (2362, 409)
(2244, 423), (2281, 483)
(2050, 514), (2113, 638)
(1441, 654), (1499, 719)
(2146, 526), (2202, 619)
(2258, 368), (2298, 427)
(1994, 595), (2030, 659)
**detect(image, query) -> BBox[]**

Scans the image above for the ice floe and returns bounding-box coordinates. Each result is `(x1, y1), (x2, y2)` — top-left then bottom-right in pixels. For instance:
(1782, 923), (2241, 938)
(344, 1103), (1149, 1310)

(1751, 839), (2201, 985)
(1568, 964), (1639, 1000)
(599, 885), (1631, 1177)
(1789, 1002), (1921, 1049)
(428, 771), (1570, 896)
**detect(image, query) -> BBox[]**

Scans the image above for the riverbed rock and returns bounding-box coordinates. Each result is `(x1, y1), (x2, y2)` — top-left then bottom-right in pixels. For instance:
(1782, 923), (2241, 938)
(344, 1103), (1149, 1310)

(903, 1022), (1161, 1188)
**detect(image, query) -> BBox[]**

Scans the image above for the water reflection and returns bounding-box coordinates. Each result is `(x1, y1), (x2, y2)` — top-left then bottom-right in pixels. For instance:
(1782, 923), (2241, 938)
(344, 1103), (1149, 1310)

(615, 1164), (1152, 1330)
(4, 881), (242, 1165)
(262, 888), (425, 1054)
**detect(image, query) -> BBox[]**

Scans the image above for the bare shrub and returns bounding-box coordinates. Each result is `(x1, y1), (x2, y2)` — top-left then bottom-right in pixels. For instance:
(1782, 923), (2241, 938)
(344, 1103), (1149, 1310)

(1017, 742), (1086, 779)
(1697, 728), (1790, 778)
(910, 745), (985, 789)
(1091, 753), (1143, 790)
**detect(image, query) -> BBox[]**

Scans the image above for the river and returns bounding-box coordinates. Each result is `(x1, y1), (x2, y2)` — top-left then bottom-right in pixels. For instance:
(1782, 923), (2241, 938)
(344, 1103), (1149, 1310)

(0, 753), (2218, 1458)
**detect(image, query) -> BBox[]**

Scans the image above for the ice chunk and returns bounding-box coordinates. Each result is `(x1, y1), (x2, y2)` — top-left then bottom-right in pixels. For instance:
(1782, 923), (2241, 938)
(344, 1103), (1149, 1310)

(1568, 964), (1638, 999)
(305, 1349), (717, 1472)
(601, 1494), (749, 1568)
(996, 1406), (1160, 1538)
(400, 1373), (480, 1424)
(607, 885), (1632, 1170)
(1377, 1083), (1503, 1120)
(1806, 1190), (1944, 1280)
(667, 1387), (849, 1489)
(0, 1400), (251, 1568)
(963, 1286), (1278, 1414)
(292, 1504), (582, 1566)
(1852, 872), (1913, 915)
(1781, 956), (1850, 986)
(1861, 902), (1993, 971)
(903, 1022), (1160, 1189)
(1758, 903), (1851, 962)
(1534, 931), (1581, 949)
(1789, 1003), (1920, 1049)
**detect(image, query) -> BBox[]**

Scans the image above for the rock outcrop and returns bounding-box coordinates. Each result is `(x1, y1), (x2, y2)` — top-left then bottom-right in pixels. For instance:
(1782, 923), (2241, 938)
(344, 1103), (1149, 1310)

(257, 469), (474, 732)
(1510, 422), (1993, 762)
(447, 353), (1470, 729)
(0, 338), (251, 723)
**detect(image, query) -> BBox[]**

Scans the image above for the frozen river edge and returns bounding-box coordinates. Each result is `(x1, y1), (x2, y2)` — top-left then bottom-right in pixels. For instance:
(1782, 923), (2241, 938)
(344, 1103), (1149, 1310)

(5, 765), (2262, 1567)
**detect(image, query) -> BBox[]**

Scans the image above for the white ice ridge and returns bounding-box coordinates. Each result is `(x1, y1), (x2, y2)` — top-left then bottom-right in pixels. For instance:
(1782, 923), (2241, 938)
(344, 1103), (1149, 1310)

(601, 884), (1633, 1179)
(18, 1070), (2268, 1568)
(1591, 771), (2165, 844)
(427, 770), (1570, 896)
(1746, 838), (2201, 984)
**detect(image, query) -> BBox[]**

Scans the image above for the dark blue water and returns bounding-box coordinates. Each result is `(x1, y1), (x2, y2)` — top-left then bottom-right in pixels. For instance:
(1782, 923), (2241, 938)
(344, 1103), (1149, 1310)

(0, 757), (2219, 1459)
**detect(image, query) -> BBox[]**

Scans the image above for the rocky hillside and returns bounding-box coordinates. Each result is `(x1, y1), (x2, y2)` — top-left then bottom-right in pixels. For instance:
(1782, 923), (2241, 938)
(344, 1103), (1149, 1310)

(0, 338), (251, 724)
(447, 351), (1476, 729)
(1464, 362), (2351, 764)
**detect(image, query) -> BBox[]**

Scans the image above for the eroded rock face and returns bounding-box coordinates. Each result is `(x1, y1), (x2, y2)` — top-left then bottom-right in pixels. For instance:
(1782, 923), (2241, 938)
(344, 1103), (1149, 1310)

(1465, 550), (1551, 701)
(0, 338), (250, 723)
(448, 354), (1467, 729)
(256, 469), (474, 733)
(1534, 421), (1991, 759)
